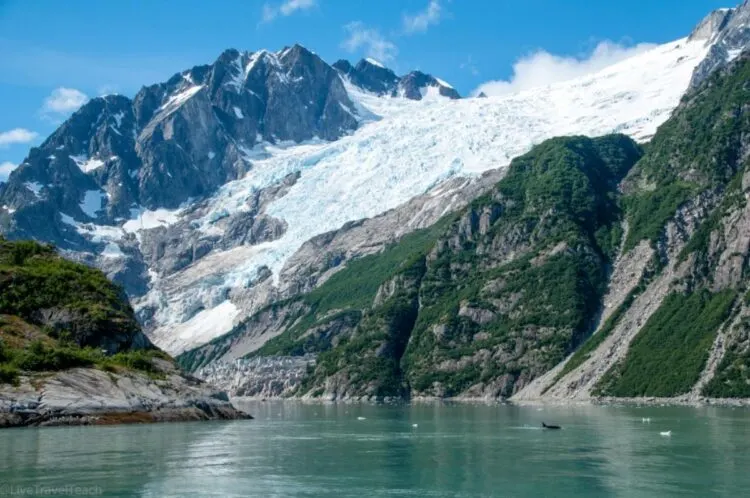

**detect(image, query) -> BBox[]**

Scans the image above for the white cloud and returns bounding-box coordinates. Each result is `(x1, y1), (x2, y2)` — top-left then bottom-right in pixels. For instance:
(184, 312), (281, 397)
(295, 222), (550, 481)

(403, 0), (442, 34)
(262, 0), (316, 22)
(0, 128), (39, 149)
(341, 22), (398, 63)
(0, 161), (17, 180)
(42, 87), (89, 115)
(460, 55), (479, 76)
(474, 41), (656, 97)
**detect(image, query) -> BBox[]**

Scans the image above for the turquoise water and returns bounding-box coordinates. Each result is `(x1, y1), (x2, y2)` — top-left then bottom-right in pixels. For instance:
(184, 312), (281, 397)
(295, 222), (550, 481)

(1, 402), (749, 497)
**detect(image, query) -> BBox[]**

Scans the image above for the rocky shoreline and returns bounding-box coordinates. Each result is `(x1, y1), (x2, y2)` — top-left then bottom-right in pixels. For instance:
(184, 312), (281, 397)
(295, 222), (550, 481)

(229, 394), (750, 408)
(0, 367), (251, 428)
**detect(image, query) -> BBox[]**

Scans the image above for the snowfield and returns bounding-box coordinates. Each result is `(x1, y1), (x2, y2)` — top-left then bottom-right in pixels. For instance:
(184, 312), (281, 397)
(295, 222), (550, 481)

(123, 37), (709, 353)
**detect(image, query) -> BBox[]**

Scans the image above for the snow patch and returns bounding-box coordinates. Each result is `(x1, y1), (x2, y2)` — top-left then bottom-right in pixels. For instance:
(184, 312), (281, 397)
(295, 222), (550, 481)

(24, 182), (43, 198)
(101, 242), (125, 259)
(122, 207), (182, 233)
(208, 151), (216, 160)
(70, 154), (105, 173)
(159, 85), (204, 113)
(727, 48), (744, 61)
(162, 300), (240, 354)
(365, 57), (385, 68)
(233, 106), (244, 119)
(2, 205), (15, 214)
(113, 111), (125, 128)
(60, 213), (77, 227)
(435, 77), (454, 89)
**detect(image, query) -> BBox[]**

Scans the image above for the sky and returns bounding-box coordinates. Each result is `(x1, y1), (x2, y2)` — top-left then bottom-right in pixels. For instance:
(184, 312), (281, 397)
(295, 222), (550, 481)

(0, 0), (731, 179)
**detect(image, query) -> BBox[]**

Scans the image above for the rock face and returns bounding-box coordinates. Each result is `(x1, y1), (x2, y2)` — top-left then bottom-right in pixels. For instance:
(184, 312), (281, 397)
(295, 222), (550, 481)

(333, 58), (461, 100)
(0, 238), (250, 427)
(191, 51), (750, 403)
(0, 366), (250, 427)
(176, 170), (503, 377)
(182, 135), (644, 401)
(689, 3), (750, 88)
(517, 53), (750, 402)
(0, 45), (357, 286)
(0, 44), (357, 232)
(0, 5), (740, 374)
(197, 356), (314, 398)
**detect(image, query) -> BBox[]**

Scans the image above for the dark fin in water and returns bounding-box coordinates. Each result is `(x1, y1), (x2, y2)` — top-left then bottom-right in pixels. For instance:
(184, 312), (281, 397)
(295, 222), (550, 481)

(542, 422), (561, 430)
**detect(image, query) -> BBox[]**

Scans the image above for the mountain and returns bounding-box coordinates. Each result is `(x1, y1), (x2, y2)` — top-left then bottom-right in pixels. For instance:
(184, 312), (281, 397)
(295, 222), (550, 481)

(688, 2), (750, 88)
(185, 48), (750, 403)
(333, 57), (461, 100)
(518, 49), (750, 402)
(0, 5), (743, 364)
(182, 134), (642, 399)
(0, 237), (248, 426)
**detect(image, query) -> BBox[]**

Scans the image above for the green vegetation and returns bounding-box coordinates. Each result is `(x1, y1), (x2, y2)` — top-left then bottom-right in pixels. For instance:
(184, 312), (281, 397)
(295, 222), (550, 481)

(0, 237), (166, 385)
(307, 273), (422, 398)
(0, 336), (167, 385)
(678, 169), (747, 265)
(0, 237), (140, 351)
(544, 254), (662, 392)
(703, 326), (750, 398)
(271, 134), (644, 398)
(622, 57), (750, 251)
(398, 136), (641, 397)
(253, 215), (456, 358)
(623, 182), (697, 251)
(595, 290), (736, 397)
(303, 218), (452, 314)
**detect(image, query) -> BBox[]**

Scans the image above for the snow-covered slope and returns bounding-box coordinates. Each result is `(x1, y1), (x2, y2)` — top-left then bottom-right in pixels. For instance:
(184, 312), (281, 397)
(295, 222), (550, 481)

(133, 36), (709, 353)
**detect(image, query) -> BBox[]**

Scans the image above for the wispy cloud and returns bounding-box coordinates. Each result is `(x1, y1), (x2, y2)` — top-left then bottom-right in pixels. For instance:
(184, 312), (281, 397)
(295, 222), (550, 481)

(341, 22), (398, 63)
(474, 41), (656, 96)
(403, 0), (443, 34)
(262, 0), (316, 23)
(0, 161), (17, 180)
(460, 55), (479, 76)
(42, 87), (89, 115)
(0, 129), (39, 149)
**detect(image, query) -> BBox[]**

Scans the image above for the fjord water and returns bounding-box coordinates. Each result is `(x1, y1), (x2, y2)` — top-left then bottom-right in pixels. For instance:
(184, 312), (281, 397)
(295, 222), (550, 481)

(1, 403), (749, 497)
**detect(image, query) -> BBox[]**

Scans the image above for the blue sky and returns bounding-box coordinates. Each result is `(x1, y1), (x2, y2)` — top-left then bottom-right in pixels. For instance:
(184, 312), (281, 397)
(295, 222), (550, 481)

(0, 0), (730, 178)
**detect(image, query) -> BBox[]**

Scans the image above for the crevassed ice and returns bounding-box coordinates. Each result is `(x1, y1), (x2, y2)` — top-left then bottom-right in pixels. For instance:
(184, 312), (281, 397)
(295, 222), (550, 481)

(146, 37), (711, 353)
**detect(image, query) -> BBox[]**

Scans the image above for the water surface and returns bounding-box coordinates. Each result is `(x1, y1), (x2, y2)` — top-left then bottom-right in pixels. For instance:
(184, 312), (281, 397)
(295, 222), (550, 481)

(1, 402), (749, 497)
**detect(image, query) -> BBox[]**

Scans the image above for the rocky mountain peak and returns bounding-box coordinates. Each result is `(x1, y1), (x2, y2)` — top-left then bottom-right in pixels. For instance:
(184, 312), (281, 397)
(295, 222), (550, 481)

(396, 70), (460, 100)
(333, 57), (461, 100)
(0, 42), (360, 250)
(689, 8), (735, 43)
(689, 1), (750, 88)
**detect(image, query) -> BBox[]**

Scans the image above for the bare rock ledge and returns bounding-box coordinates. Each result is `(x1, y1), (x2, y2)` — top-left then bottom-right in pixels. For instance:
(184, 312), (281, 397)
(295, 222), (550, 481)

(0, 367), (251, 428)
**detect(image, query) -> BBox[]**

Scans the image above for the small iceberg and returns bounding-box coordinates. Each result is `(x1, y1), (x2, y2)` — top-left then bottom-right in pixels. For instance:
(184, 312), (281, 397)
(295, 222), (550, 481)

(660, 430), (672, 437)
(357, 416), (366, 421)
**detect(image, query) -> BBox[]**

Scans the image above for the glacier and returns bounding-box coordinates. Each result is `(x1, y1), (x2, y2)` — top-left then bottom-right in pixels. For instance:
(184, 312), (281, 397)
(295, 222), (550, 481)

(127, 37), (709, 354)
